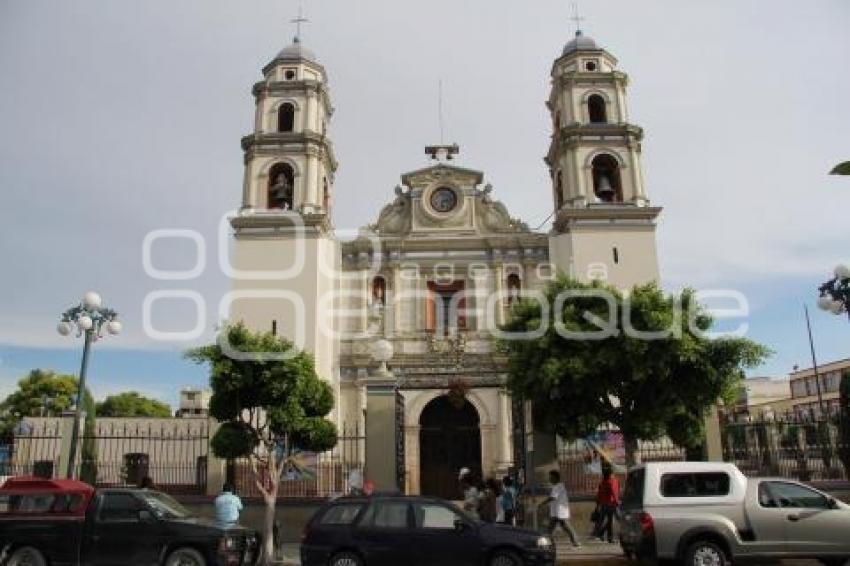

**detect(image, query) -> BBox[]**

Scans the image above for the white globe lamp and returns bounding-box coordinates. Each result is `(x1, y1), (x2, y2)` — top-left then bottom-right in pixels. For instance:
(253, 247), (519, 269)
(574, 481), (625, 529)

(107, 320), (122, 335)
(83, 291), (102, 309)
(817, 295), (834, 311)
(57, 321), (72, 336)
(835, 264), (850, 280)
(78, 315), (93, 331)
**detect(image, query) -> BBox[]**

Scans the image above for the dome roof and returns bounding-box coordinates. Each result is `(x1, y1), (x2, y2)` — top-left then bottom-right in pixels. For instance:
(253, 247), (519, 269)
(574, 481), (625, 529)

(272, 37), (318, 64)
(562, 30), (598, 55)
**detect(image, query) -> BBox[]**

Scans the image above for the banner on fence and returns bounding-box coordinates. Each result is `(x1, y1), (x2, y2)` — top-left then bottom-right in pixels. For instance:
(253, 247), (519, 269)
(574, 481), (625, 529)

(282, 450), (318, 481)
(580, 431), (626, 474)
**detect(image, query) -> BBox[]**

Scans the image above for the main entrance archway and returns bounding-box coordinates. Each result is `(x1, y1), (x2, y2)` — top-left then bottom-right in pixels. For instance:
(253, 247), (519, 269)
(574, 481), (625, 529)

(419, 395), (481, 500)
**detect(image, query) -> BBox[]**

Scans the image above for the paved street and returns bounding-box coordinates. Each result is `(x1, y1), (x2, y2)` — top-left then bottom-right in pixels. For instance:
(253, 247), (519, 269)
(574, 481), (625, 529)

(275, 536), (839, 565)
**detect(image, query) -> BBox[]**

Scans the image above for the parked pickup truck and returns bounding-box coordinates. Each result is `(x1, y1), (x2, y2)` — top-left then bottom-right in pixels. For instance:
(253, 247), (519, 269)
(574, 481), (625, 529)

(619, 461), (850, 566)
(0, 477), (260, 566)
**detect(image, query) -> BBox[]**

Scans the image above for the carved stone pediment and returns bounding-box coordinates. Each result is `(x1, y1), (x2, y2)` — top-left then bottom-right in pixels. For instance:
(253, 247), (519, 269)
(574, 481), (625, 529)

(371, 185), (411, 235)
(475, 185), (530, 234)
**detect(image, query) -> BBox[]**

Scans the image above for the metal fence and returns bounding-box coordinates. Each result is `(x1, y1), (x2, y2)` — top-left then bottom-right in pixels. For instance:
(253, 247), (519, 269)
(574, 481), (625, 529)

(233, 425), (365, 499)
(722, 415), (849, 482)
(77, 420), (210, 495)
(0, 420), (63, 478)
(1, 418), (210, 495)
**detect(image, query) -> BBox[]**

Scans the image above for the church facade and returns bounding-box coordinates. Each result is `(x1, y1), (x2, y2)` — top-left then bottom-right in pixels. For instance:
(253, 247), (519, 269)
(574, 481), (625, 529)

(228, 30), (661, 497)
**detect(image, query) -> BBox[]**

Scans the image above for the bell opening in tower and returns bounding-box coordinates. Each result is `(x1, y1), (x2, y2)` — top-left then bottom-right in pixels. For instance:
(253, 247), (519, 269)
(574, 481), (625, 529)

(591, 154), (622, 203)
(268, 163), (295, 210)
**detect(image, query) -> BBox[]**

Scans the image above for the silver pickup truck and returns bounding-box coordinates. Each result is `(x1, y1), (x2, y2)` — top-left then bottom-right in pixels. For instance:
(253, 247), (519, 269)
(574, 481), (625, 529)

(619, 461), (850, 566)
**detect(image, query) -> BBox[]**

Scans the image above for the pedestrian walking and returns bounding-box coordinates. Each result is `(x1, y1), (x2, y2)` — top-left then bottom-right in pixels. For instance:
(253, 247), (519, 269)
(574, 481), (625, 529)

(500, 476), (517, 525)
(459, 468), (481, 520)
(541, 470), (580, 548)
(480, 479), (500, 523)
(595, 467), (620, 543)
(215, 483), (243, 526)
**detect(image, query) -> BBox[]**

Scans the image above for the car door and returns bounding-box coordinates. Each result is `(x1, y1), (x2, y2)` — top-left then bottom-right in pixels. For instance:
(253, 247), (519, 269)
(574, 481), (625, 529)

(743, 480), (793, 555)
(764, 481), (850, 556)
(354, 500), (416, 566)
(88, 492), (160, 566)
(410, 502), (481, 566)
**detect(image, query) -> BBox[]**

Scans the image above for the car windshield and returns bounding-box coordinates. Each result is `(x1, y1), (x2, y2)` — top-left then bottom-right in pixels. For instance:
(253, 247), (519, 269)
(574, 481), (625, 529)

(138, 491), (194, 519)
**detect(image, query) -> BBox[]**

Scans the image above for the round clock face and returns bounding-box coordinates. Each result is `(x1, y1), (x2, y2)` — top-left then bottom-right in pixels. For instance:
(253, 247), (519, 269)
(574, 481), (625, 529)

(430, 187), (458, 213)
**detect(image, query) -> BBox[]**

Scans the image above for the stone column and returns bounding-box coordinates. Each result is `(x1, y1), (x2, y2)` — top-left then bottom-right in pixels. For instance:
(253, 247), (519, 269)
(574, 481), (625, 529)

(498, 388), (513, 469)
(704, 406), (724, 462)
(494, 263), (506, 327)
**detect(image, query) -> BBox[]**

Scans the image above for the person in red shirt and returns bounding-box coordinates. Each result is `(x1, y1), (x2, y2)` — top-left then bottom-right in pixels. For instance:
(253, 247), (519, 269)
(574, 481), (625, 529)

(595, 467), (620, 543)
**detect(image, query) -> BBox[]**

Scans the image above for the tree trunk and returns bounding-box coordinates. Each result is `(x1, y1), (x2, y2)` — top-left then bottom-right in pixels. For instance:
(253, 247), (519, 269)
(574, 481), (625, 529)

(624, 434), (641, 468)
(262, 490), (276, 565)
(259, 453), (278, 566)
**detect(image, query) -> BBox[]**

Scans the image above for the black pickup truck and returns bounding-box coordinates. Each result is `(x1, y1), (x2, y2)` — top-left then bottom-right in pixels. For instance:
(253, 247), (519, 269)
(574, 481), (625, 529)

(0, 477), (259, 566)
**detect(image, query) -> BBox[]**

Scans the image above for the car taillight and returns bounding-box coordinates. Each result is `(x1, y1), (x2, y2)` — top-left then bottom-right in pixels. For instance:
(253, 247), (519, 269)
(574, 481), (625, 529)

(637, 512), (654, 534)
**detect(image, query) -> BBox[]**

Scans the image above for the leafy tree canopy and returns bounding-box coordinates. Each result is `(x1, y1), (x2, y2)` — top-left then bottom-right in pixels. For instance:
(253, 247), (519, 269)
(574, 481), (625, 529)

(500, 276), (769, 464)
(830, 161), (850, 175)
(96, 392), (172, 418)
(0, 369), (96, 437)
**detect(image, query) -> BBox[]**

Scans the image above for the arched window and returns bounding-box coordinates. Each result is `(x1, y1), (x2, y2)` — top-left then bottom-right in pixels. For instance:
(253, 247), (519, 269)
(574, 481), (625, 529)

(506, 274), (522, 307)
(278, 103), (295, 132)
(588, 94), (607, 123)
(591, 154), (622, 203)
(268, 163), (295, 209)
(372, 276), (387, 307)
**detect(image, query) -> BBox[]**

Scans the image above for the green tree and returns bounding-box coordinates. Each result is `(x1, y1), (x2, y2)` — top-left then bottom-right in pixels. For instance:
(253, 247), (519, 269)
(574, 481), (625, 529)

(830, 161), (850, 175)
(501, 277), (769, 466)
(839, 370), (850, 475)
(185, 323), (337, 563)
(0, 369), (98, 482)
(96, 392), (171, 418)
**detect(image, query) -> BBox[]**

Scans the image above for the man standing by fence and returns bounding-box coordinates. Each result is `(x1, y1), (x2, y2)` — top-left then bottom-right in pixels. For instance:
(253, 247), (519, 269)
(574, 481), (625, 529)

(215, 483), (243, 526)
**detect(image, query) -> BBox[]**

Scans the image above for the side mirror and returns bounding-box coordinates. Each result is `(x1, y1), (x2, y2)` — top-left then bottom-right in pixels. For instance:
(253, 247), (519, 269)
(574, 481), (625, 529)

(454, 519), (469, 533)
(827, 498), (839, 510)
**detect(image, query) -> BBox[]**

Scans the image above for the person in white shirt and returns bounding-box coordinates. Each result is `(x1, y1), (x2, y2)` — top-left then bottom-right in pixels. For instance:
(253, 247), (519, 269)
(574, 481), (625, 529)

(540, 470), (580, 547)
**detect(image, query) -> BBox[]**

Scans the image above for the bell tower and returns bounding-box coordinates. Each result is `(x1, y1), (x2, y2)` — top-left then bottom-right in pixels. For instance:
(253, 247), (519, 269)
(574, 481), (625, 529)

(546, 28), (662, 288)
(230, 27), (340, 400)
(237, 32), (337, 220)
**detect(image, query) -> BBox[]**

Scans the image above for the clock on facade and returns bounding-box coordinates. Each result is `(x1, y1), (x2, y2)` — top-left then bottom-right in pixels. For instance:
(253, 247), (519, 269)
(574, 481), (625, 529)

(430, 187), (458, 213)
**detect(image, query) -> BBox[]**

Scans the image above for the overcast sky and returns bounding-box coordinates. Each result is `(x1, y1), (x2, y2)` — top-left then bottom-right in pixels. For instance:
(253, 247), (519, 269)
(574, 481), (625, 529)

(1, 0), (848, 408)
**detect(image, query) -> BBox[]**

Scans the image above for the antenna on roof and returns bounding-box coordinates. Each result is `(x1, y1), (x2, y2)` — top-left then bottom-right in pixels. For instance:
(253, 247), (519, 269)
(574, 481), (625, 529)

(438, 79), (445, 145)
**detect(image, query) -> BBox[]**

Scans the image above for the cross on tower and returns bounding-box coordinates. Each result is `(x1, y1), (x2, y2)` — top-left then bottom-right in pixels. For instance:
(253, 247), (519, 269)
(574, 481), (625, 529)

(569, 2), (585, 35)
(290, 6), (309, 43)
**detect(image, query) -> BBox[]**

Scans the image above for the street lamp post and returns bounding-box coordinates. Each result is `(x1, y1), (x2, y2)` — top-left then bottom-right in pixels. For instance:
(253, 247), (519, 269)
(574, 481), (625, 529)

(57, 291), (121, 479)
(817, 264), (850, 319)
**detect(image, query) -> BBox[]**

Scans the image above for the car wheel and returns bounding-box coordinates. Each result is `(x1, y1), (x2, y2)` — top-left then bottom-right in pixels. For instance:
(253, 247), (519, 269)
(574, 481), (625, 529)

(6, 547), (46, 566)
(165, 547), (207, 566)
(329, 551), (363, 566)
(684, 540), (729, 566)
(489, 550), (522, 566)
